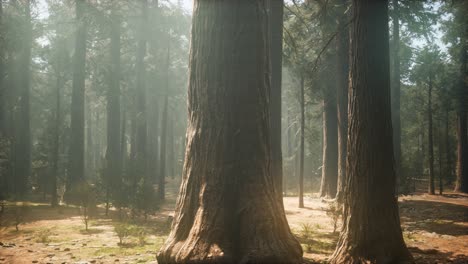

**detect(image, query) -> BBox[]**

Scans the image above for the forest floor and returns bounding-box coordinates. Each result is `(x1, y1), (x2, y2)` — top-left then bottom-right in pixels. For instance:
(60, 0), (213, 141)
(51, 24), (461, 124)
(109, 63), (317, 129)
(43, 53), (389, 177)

(0, 190), (467, 264)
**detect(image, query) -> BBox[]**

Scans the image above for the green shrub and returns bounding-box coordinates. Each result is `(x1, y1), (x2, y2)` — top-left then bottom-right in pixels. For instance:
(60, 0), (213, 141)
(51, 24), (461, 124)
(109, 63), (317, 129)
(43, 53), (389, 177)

(114, 223), (131, 245)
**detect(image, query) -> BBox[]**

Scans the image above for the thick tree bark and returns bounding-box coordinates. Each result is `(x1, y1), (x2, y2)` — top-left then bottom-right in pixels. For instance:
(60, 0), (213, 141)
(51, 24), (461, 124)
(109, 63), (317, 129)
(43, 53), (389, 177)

(67, 0), (87, 196)
(335, 0), (349, 202)
(106, 9), (122, 203)
(157, 2), (303, 263)
(14, 0), (33, 197)
(269, 0), (284, 200)
(330, 0), (413, 263)
(319, 93), (338, 198)
(428, 77), (435, 195)
(392, 0), (404, 193)
(455, 8), (468, 193)
(299, 75), (305, 208)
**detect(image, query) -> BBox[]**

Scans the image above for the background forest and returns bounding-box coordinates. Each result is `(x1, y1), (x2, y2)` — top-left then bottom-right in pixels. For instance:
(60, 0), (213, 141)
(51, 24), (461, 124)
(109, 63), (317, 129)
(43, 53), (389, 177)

(0, 0), (467, 263)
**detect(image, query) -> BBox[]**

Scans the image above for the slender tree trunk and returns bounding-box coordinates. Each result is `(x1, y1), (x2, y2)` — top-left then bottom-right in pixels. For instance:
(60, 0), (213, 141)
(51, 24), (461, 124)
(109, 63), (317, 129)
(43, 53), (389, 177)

(445, 108), (453, 183)
(438, 120), (443, 195)
(158, 46), (170, 201)
(0, 0), (4, 137)
(330, 1), (412, 262)
(135, 0), (148, 179)
(299, 74), (305, 208)
(319, 93), (338, 198)
(157, 2), (302, 262)
(269, 0), (284, 201)
(428, 77), (435, 195)
(106, 8), (122, 205)
(67, 0), (87, 198)
(335, 0), (349, 202)
(14, 0), (33, 197)
(169, 115), (175, 179)
(51, 67), (62, 207)
(392, 0), (403, 193)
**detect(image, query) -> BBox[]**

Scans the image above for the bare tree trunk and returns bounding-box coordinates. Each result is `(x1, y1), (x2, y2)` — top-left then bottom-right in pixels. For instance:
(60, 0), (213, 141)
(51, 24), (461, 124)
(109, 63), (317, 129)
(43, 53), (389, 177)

(158, 46), (170, 201)
(67, 0), (87, 198)
(299, 74), (305, 208)
(445, 108), (453, 183)
(14, 0), (33, 197)
(330, 0), (412, 262)
(438, 120), (443, 195)
(319, 94), (338, 198)
(157, 2), (302, 263)
(335, 0), (349, 202)
(106, 8), (122, 206)
(269, 0), (284, 201)
(392, 0), (403, 193)
(428, 76), (435, 195)
(135, 0), (148, 179)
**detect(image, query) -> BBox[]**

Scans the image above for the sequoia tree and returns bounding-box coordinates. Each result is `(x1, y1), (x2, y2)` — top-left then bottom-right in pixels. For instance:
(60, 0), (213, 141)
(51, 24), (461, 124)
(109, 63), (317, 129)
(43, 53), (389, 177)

(330, 0), (413, 263)
(157, 1), (303, 263)
(67, 0), (87, 195)
(269, 0), (284, 200)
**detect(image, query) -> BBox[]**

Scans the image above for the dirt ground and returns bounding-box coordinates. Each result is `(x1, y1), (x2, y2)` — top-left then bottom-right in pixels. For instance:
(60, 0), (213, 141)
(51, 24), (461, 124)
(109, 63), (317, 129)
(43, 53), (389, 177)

(1, 192), (467, 264)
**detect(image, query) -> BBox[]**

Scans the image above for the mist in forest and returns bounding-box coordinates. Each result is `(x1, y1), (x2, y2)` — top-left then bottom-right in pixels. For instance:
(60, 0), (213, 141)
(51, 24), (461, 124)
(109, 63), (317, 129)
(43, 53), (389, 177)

(0, 1), (467, 264)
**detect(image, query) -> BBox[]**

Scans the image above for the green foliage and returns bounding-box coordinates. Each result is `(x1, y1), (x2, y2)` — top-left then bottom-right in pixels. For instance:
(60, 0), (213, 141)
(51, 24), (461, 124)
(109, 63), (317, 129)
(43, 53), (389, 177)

(71, 182), (97, 231)
(36, 228), (52, 243)
(114, 223), (131, 245)
(134, 178), (158, 220)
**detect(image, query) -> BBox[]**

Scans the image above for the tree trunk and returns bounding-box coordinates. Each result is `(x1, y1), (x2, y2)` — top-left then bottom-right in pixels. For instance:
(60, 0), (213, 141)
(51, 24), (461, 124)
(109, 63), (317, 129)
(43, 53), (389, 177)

(106, 9), (122, 204)
(14, 0), (33, 197)
(335, 0), (349, 202)
(330, 0), (412, 262)
(445, 108), (453, 183)
(392, 0), (403, 193)
(269, 0), (284, 201)
(299, 74), (305, 208)
(319, 93), (338, 198)
(438, 120), (443, 195)
(135, 0), (148, 179)
(158, 46), (170, 201)
(428, 76), (435, 195)
(51, 56), (63, 207)
(0, 0), (4, 137)
(67, 0), (87, 197)
(157, 2), (303, 263)
(455, 9), (468, 193)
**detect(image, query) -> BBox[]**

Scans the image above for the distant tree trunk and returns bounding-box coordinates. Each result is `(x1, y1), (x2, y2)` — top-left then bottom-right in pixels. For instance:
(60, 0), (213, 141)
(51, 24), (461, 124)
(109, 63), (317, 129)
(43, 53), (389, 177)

(157, 2), (303, 263)
(14, 0), (33, 197)
(106, 9), (122, 205)
(335, 0), (349, 202)
(319, 92), (338, 198)
(286, 109), (293, 158)
(299, 74), (305, 208)
(0, 0), (4, 137)
(120, 111), (127, 171)
(428, 76), (435, 195)
(455, 12), (468, 193)
(51, 57), (63, 207)
(269, 0), (284, 200)
(330, 0), (412, 262)
(392, 0), (403, 193)
(158, 46), (170, 201)
(168, 115), (175, 179)
(438, 120), (443, 195)
(135, 0), (148, 179)
(445, 108), (453, 183)
(67, 0), (87, 197)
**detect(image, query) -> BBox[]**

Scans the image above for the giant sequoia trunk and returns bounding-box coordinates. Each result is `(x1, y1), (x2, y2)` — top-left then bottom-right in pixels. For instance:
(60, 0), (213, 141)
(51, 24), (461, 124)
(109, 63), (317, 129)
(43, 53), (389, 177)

(319, 93), (338, 198)
(392, 0), (404, 193)
(67, 0), (87, 195)
(428, 77), (435, 195)
(106, 9), (122, 201)
(157, 2), (303, 263)
(269, 0), (284, 200)
(330, 0), (412, 263)
(455, 9), (468, 193)
(335, 0), (349, 202)
(14, 0), (33, 197)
